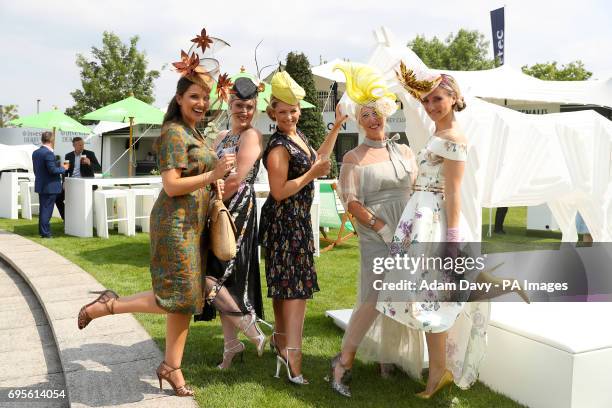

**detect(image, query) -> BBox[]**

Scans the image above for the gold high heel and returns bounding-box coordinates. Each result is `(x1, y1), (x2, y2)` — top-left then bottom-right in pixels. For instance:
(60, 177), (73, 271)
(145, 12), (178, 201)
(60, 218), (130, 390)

(77, 290), (119, 330)
(156, 361), (194, 397)
(416, 369), (453, 399)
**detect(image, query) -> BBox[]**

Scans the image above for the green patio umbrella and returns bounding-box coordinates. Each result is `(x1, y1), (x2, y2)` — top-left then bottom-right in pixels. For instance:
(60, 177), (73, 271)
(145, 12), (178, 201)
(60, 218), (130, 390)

(82, 95), (165, 177)
(8, 108), (92, 138)
(209, 70), (316, 111)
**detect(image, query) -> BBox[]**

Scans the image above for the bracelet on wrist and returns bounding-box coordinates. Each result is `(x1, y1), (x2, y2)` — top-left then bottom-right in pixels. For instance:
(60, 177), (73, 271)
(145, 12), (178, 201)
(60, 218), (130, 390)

(368, 215), (377, 229)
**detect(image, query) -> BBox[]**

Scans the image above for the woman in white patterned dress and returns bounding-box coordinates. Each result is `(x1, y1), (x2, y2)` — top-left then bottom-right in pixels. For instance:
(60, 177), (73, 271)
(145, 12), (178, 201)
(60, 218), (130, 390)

(376, 72), (490, 399)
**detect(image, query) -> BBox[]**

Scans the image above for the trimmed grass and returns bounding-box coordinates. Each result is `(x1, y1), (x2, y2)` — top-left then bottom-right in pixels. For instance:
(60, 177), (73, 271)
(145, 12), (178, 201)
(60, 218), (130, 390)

(0, 208), (554, 408)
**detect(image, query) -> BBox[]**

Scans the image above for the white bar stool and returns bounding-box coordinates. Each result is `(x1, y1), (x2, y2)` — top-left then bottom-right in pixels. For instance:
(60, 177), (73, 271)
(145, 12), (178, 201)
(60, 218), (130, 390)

(128, 187), (160, 234)
(19, 181), (39, 219)
(93, 189), (134, 239)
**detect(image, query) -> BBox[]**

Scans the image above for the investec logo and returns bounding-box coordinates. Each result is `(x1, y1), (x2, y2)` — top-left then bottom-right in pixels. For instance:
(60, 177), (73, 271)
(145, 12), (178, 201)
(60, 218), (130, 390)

(496, 29), (504, 62)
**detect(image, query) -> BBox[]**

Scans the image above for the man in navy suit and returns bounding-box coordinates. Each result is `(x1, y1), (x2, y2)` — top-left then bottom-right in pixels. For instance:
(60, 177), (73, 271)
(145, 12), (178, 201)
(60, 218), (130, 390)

(32, 131), (68, 238)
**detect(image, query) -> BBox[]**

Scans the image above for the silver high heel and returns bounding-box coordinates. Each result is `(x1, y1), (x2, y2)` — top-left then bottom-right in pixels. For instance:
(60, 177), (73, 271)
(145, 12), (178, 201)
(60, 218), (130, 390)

(270, 331), (285, 355)
(274, 347), (309, 385)
(326, 352), (351, 397)
(217, 339), (245, 370)
(240, 314), (273, 357)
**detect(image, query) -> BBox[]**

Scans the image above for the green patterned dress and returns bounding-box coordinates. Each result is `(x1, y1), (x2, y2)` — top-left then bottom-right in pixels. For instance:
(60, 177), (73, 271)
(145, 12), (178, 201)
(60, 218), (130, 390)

(150, 120), (217, 314)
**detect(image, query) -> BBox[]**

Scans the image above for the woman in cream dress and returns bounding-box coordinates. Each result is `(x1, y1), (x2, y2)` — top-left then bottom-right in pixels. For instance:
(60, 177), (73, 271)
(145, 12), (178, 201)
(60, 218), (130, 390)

(377, 71), (489, 399)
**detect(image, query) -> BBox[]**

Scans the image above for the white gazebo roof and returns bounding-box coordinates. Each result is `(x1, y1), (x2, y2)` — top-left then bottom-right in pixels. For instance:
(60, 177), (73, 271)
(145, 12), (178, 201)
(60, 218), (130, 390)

(310, 51), (612, 108)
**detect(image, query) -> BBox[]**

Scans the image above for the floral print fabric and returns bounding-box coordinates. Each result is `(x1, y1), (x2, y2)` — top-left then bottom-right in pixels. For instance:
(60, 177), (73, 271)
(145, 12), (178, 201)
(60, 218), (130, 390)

(150, 121), (217, 314)
(259, 130), (320, 299)
(376, 130), (490, 389)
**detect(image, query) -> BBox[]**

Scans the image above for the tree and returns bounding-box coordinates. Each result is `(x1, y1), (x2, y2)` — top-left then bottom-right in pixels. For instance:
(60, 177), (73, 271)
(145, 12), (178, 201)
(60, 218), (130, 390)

(409, 29), (497, 70)
(66, 32), (160, 119)
(521, 61), (592, 81)
(0, 104), (19, 127)
(284, 52), (338, 177)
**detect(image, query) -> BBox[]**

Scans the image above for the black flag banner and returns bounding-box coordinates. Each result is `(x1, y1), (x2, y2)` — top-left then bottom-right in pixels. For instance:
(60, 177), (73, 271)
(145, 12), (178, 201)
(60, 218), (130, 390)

(490, 7), (505, 65)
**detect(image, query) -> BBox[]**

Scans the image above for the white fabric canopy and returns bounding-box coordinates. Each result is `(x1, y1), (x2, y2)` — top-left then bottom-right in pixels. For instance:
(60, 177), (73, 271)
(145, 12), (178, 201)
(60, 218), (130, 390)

(91, 121), (128, 136)
(0, 143), (37, 172)
(355, 27), (612, 242)
(436, 65), (612, 108)
(313, 31), (612, 108)
(311, 58), (351, 83)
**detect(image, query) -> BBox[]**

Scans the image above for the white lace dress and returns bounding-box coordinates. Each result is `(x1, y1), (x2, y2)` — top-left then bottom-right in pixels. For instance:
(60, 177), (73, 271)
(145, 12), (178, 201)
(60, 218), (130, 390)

(376, 129), (490, 389)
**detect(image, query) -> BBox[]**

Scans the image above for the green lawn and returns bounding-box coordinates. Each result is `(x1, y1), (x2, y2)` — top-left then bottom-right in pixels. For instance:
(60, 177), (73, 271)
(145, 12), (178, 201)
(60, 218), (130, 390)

(0, 208), (556, 408)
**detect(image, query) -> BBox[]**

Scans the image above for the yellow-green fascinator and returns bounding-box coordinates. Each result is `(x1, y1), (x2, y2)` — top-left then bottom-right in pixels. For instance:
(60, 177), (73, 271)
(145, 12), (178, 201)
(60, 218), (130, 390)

(334, 62), (398, 117)
(270, 71), (305, 105)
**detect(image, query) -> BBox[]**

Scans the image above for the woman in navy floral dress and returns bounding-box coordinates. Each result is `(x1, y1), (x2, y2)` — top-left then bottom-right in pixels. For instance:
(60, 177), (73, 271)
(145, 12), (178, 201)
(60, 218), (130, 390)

(259, 71), (347, 384)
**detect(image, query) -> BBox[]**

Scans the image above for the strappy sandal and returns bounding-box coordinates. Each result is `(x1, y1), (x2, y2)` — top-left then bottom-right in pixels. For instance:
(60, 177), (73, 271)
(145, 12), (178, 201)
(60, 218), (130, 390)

(77, 290), (119, 330)
(156, 361), (194, 397)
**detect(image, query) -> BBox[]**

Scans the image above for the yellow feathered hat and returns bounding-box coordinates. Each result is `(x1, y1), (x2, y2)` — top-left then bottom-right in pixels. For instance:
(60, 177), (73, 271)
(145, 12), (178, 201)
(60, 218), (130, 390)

(334, 62), (398, 118)
(270, 71), (305, 105)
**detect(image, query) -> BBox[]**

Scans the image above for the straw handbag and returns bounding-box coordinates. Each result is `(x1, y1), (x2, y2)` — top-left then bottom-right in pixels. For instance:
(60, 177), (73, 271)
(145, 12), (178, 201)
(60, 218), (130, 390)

(208, 181), (237, 261)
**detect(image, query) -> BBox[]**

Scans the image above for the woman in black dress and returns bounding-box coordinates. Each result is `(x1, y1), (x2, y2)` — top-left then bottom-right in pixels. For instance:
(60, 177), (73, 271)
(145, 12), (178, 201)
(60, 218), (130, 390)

(260, 71), (347, 384)
(195, 77), (270, 369)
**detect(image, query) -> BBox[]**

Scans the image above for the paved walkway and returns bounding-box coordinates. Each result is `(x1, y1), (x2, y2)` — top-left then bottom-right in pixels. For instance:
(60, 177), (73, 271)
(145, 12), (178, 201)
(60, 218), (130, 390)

(0, 230), (197, 408)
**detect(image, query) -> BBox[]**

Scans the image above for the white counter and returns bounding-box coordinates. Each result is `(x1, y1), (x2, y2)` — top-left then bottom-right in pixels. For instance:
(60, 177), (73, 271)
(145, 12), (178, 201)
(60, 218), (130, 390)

(64, 176), (161, 237)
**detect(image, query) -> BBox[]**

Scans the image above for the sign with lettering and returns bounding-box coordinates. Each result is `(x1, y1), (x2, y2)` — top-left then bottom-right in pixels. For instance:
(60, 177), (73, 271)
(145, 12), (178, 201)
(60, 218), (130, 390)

(490, 7), (505, 65)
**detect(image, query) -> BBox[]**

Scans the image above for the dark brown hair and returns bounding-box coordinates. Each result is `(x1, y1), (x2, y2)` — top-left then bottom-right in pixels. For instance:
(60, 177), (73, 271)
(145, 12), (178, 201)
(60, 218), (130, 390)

(163, 76), (195, 124)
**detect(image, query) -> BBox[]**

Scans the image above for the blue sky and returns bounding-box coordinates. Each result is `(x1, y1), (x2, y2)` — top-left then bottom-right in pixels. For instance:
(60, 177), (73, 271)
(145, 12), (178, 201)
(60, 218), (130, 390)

(1, 0), (610, 116)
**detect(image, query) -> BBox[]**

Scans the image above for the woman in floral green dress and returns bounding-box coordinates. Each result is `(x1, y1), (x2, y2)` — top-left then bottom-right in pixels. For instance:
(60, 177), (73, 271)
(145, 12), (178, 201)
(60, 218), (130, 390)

(77, 42), (235, 396)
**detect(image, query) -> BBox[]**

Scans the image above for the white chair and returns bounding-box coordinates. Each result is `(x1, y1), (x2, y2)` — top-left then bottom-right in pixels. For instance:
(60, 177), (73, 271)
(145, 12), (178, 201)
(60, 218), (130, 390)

(93, 189), (133, 239)
(128, 187), (160, 234)
(19, 181), (39, 219)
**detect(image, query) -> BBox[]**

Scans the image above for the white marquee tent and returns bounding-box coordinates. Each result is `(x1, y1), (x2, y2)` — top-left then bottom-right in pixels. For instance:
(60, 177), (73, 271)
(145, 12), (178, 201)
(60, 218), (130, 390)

(312, 49), (612, 108)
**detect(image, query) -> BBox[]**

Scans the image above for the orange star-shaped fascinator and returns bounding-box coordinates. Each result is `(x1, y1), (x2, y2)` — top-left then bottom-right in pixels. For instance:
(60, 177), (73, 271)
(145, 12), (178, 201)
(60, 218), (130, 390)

(191, 28), (214, 53)
(216, 73), (234, 103)
(172, 50), (200, 76)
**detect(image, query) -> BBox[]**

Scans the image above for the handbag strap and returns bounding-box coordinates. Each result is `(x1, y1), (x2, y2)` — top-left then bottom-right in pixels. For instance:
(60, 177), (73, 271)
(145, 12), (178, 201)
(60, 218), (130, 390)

(214, 180), (223, 201)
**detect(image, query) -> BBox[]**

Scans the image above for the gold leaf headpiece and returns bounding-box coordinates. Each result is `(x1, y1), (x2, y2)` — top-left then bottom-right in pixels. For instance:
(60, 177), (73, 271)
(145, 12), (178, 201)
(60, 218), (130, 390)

(395, 61), (441, 100)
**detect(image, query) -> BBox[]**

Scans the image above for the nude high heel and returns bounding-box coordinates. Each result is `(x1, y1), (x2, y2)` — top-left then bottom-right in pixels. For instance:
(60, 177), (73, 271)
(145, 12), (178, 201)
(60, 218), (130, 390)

(156, 361), (194, 397)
